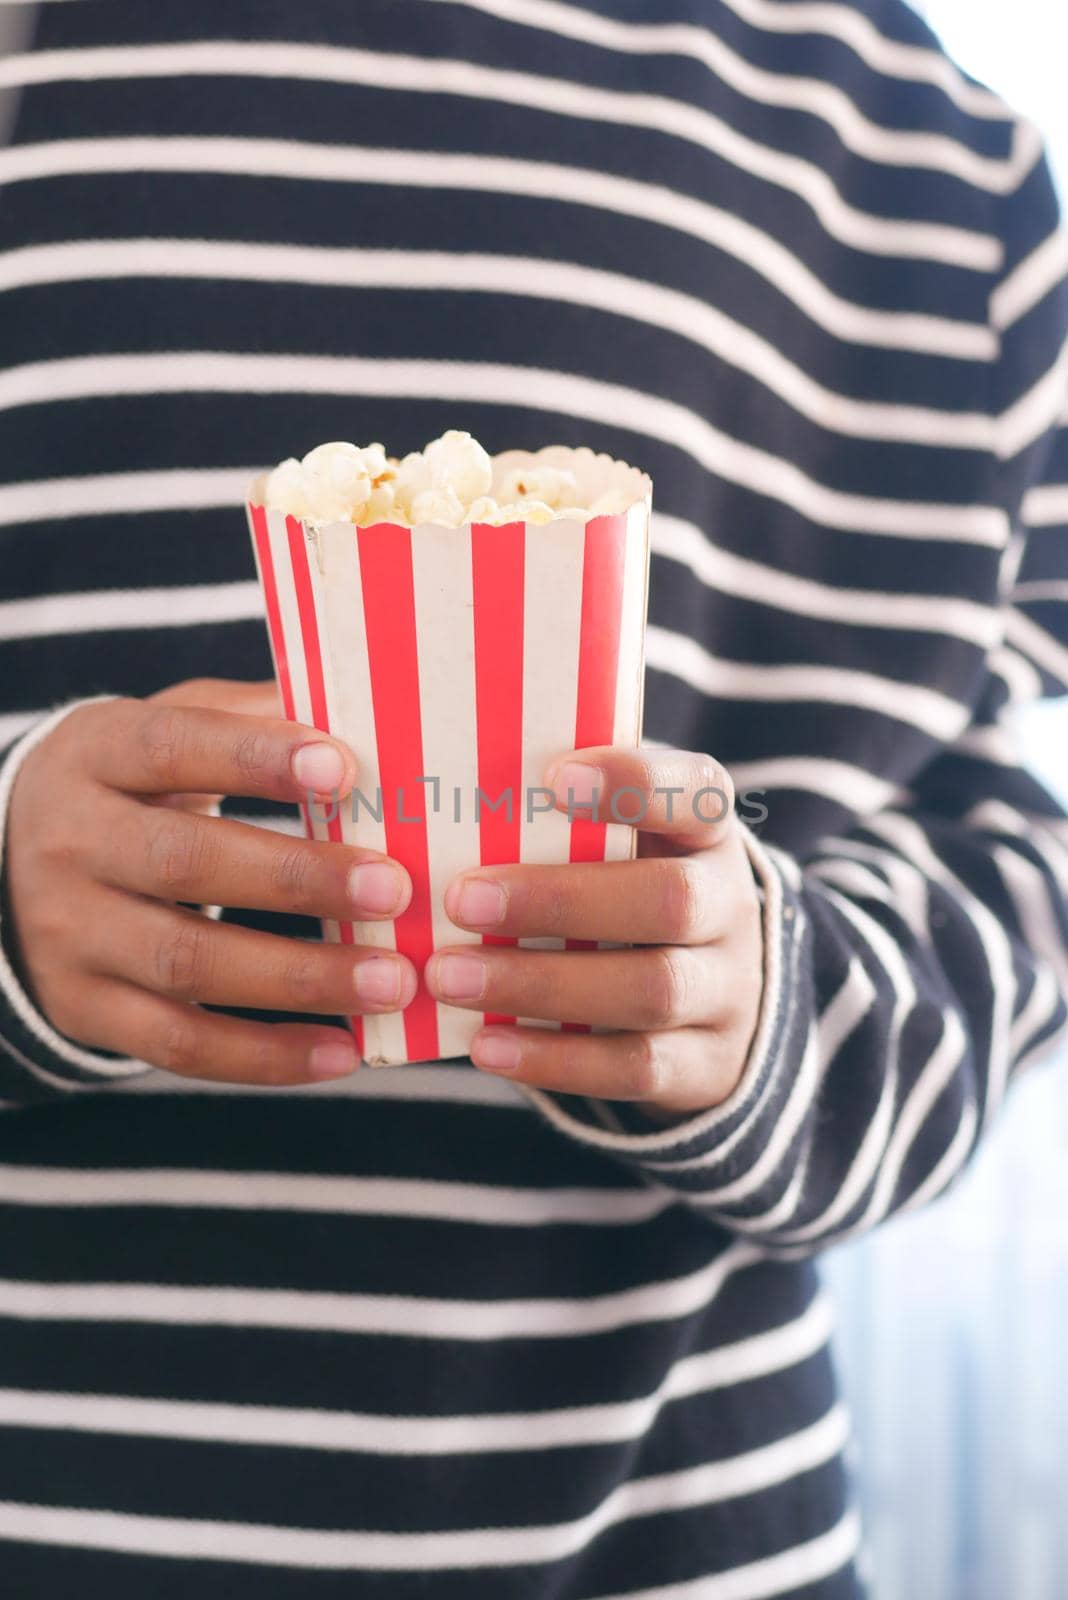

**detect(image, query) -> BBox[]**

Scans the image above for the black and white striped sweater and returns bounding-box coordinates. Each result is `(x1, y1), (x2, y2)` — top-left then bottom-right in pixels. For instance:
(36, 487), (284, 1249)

(0, 2), (1066, 1595)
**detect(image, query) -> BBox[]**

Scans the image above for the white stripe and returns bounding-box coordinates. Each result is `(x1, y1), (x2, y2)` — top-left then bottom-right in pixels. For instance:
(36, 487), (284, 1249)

(1024, 483), (1068, 527)
(0, 356), (1010, 546)
(0, 1241), (761, 1341)
(644, 626), (968, 740)
(1010, 962), (1062, 1061)
(713, 0), (1006, 120)
(266, 509), (336, 958)
(997, 348), (1068, 461)
(0, 580), (262, 642)
(652, 512), (1000, 647)
(781, 886), (915, 1243)
(411, 524), (483, 1060)
(866, 811), (1018, 1124)
(0, 147), (995, 360)
(266, 512), (342, 955)
(694, 1033), (822, 1207)
(954, 722), (1018, 765)
(812, 836), (929, 942)
(808, 857), (897, 912)
(600, 508), (648, 866)
(0, 1165), (670, 1227)
(600, 1507), (861, 1600)
(568, 870), (807, 1175)
(1013, 580), (1068, 603)
(270, 515), (350, 968)
(989, 644), (1043, 707)
(0, 1405), (849, 1570)
(0, 43), (1003, 265)
(992, 844), (1068, 994)
(674, 956), (874, 1193)
(615, 501), (652, 748)
(0, 466), (253, 527)
(780, 1009), (968, 1248)
(898, 1098), (978, 1217)
(309, 518), (406, 1067)
(442, 0), (1018, 189)
(991, 229), (1068, 331)
(0, 240), (1005, 447)
(729, 757), (900, 814)
(0, 1295), (833, 1457)
(517, 515), (586, 1026)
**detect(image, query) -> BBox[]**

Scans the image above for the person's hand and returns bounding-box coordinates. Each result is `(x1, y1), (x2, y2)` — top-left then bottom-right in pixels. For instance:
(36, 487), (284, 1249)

(426, 749), (764, 1121)
(5, 679), (417, 1085)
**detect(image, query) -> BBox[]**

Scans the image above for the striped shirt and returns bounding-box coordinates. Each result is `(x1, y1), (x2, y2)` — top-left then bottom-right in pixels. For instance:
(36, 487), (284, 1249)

(1, 1), (1067, 1594)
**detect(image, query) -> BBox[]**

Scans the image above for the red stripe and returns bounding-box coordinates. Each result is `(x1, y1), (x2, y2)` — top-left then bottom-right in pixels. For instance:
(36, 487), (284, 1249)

(284, 517), (362, 1056)
(357, 525), (439, 1063)
(471, 522), (526, 1027)
(565, 514), (628, 1031)
(250, 505), (296, 722)
(253, 506), (361, 1055)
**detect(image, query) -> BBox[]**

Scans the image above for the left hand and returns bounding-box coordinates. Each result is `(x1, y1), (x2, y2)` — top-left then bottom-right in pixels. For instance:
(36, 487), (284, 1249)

(425, 749), (765, 1119)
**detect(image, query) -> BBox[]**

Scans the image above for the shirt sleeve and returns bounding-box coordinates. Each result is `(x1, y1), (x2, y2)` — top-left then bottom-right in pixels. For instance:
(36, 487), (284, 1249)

(525, 136), (1068, 1252)
(0, 700), (151, 1104)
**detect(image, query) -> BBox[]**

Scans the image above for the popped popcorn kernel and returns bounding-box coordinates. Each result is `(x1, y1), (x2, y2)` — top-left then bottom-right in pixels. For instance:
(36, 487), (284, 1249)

(410, 486), (466, 527)
(497, 465), (579, 508)
(264, 457), (309, 519)
(300, 441), (373, 523)
(515, 500), (556, 525)
(424, 430), (493, 504)
(364, 481), (400, 524)
(260, 434), (645, 528)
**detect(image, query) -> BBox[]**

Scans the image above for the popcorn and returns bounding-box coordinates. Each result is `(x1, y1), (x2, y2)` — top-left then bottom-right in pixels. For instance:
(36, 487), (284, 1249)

(514, 500), (556, 525)
(263, 456), (309, 520)
(496, 465), (579, 508)
(410, 487), (466, 527)
(393, 450), (432, 511)
(424, 430), (493, 505)
(298, 441), (372, 524)
(262, 432), (642, 527)
(363, 480), (400, 524)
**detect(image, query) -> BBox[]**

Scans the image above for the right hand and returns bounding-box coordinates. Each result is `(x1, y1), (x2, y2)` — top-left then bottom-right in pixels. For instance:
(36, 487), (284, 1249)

(4, 679), (417, 1085)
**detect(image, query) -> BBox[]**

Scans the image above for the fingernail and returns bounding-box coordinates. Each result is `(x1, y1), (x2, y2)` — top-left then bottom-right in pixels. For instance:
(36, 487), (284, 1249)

(308, 1041), (359, 1081)
(474, 1032), (522, 1074)
(349, 862), (406, 916)
(433, 954), (487, 1002)
(553, 762), (602, 809)
(293, 742), (347, 793)
(449, 877), (506, 930)
(355, 957), (404, 1007)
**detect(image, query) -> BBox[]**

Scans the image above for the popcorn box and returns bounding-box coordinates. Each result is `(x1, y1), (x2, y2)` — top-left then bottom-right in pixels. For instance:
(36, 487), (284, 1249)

(247, 447), (651, 1066)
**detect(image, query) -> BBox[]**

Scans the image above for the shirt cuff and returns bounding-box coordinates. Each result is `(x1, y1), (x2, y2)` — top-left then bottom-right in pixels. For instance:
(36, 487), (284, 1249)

(520, 824), (810, 1186)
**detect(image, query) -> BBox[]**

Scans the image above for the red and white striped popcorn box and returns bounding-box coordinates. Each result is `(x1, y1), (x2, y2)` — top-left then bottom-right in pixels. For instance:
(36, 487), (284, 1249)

(247, 447), (652, 1066)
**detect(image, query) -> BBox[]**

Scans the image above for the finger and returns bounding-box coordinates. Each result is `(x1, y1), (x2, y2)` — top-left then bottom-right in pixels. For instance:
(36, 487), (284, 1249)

(150, 677), (282, 720)
(545, 747), (735, 849)
(97, 798), (411, 921)
(444, 852), (742, 945)
(89, 895), (417, 1016)
(425, 943), (717, 1030)
(85, 698), (359, 802)
(468, 1025), (740, 1114)
(67, 977), (363, 1086)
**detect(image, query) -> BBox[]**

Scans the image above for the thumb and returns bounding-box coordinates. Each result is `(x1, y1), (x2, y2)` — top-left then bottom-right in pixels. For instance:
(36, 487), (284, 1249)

(150, 677), (283, 720)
